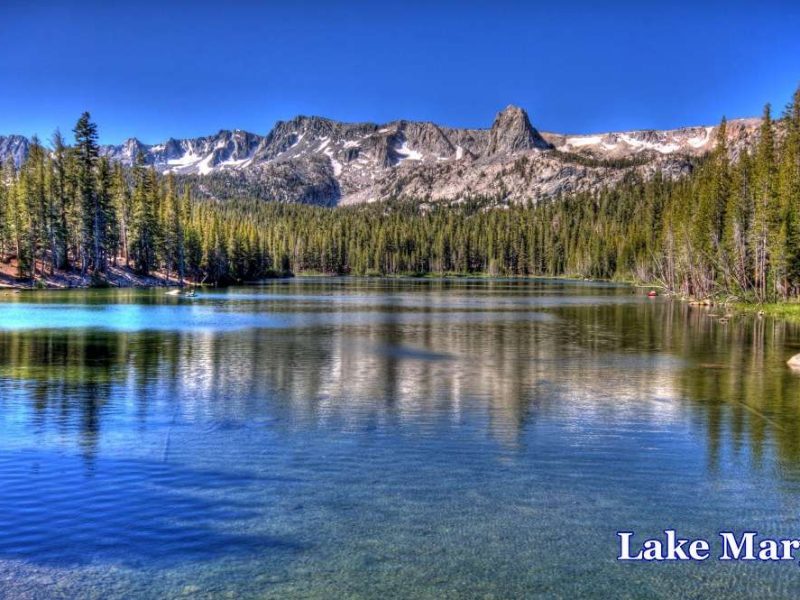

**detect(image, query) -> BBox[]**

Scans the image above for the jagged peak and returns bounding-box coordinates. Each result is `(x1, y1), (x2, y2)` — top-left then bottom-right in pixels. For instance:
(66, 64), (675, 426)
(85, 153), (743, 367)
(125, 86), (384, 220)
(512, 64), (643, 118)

(497, 104), (527, 117)
(278, 114), (336, 128)
(486, 105), (551, 155)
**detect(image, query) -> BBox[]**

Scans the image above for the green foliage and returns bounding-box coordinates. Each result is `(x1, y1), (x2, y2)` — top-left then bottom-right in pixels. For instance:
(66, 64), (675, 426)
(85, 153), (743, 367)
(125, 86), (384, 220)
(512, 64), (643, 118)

(2, 88), (800, 299)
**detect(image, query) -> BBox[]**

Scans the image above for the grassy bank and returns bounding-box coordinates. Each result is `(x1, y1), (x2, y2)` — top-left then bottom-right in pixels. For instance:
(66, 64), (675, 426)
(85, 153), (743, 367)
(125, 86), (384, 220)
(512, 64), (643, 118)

(733, 302), (800, 322)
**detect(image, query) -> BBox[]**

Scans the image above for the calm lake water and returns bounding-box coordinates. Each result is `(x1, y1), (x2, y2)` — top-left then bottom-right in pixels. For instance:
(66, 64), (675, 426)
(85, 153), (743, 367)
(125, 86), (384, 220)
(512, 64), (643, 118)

(2, 279), (800, 599)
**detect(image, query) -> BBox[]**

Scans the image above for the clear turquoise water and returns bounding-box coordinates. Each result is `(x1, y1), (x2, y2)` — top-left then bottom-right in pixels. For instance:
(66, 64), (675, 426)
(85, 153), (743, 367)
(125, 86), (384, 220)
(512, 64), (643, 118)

(1, 279), (800, 598)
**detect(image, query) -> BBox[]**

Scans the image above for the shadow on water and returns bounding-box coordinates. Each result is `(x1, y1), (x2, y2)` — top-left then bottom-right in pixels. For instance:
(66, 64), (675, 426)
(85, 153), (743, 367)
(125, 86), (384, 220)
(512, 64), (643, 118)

(0, 450), (304, 567)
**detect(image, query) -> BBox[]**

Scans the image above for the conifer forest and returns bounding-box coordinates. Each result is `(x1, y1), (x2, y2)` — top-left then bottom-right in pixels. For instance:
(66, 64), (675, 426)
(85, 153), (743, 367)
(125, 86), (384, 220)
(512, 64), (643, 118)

(1, 87), (799, 303)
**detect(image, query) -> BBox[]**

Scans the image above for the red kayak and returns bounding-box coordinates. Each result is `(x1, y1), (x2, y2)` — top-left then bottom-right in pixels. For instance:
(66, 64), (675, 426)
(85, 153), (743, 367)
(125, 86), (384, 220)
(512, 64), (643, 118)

(647, 291), (657, 297)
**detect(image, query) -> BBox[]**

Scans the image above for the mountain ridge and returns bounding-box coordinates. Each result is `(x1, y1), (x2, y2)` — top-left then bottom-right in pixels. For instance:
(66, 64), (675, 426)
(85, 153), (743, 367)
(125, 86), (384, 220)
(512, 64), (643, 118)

(0, 106), (761, 206)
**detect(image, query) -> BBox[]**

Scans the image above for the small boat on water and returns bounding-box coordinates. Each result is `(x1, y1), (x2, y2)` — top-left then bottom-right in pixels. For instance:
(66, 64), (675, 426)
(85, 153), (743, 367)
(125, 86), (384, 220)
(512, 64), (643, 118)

(647, 290), (657, 297)
(166, 288), (197, 298)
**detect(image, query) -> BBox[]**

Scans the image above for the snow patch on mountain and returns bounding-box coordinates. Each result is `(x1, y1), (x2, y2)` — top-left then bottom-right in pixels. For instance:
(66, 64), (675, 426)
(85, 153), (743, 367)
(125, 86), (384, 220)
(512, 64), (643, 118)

(566, 135), (602, 147)
(395, 141), (423, 162)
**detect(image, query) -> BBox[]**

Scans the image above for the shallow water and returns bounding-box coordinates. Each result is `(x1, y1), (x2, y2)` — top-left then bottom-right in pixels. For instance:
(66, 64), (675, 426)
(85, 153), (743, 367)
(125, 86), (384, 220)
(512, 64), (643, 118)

(1, 279), (800, 598)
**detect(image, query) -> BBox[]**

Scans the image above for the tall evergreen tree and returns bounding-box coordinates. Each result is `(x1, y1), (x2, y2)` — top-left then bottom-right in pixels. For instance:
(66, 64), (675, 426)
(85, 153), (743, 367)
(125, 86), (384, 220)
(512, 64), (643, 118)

(73, 112), (102, 273)
(129, 153), (158, 274)
(751, 105), (777, 301)
(48, 130), (70, 271)
(777, 89), (800, 296)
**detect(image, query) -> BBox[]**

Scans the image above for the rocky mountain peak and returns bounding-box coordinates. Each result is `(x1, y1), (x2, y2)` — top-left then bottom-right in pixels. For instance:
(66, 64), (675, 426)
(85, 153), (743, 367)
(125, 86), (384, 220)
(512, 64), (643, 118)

(1, 109), (763, 206)
(0, 135), (30, 168)
(485, 105), (552, 155)
(110, 137), (149, 163)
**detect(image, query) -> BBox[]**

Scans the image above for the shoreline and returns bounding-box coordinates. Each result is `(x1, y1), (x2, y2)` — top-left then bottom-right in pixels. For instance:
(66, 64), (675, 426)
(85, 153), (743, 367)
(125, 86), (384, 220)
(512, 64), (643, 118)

(0, 263), (182, 290)
(733, 302), (800, 322)
(0, 271), (628, 290)
(4, 267), (800, 324)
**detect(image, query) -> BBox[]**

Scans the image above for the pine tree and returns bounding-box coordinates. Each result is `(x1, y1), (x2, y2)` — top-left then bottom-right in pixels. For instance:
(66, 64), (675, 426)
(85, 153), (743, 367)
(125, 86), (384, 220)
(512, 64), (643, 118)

(778, 89), (800, 295)
(129, 154), (158, 275)
(751, 105), (777, 301)
(95, 156), (117, 273)
(73, 112), (102, 274)
(0, 161), (6, 261)
(12, 136), (49, 280)
(49, 130), (70, 271)
(722, 151), (753, 293)
(162, 173), (184, 283)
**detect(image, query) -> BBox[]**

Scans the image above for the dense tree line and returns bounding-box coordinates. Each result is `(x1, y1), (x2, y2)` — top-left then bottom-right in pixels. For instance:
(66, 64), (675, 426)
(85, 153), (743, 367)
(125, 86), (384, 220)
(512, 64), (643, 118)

(657, 90), (800, 302)
(0, 112), (190, 285)
(184, 86), (800, 302)
(0, 88), (798, 302)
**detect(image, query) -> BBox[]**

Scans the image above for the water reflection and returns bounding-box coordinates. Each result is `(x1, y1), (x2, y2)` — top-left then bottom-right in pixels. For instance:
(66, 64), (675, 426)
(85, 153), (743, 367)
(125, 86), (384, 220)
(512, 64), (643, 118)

(2, 287), (799, 467)
(3, 282), (800, 598)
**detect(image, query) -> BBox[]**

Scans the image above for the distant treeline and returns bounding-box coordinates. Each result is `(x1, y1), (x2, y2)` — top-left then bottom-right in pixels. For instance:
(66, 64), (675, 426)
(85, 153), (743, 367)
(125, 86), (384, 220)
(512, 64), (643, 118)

(549, 148), (657, 169)
(0, 86), (799, 301)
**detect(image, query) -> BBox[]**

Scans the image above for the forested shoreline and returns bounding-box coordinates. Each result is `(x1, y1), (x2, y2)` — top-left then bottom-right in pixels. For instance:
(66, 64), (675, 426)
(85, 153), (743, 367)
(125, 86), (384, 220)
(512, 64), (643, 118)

(0, 87), (799, 302)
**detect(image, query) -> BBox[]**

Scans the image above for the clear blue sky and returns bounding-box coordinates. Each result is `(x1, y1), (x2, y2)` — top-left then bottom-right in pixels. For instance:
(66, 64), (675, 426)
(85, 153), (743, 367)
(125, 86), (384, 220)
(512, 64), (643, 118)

(1, 0), (799, 144)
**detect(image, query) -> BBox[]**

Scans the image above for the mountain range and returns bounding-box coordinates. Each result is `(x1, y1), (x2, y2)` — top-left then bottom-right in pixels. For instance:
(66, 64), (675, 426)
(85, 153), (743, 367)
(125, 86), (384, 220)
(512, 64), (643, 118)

(0, 106), (761, 206)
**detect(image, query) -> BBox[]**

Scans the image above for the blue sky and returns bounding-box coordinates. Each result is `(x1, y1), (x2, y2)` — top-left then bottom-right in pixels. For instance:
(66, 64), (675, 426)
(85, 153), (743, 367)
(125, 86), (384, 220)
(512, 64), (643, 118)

(1, 0), (799, 144)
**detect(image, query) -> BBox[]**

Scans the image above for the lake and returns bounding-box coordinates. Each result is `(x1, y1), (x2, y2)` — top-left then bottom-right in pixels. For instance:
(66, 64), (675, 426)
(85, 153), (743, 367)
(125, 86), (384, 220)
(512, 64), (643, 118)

(2, 279), (800, 598)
